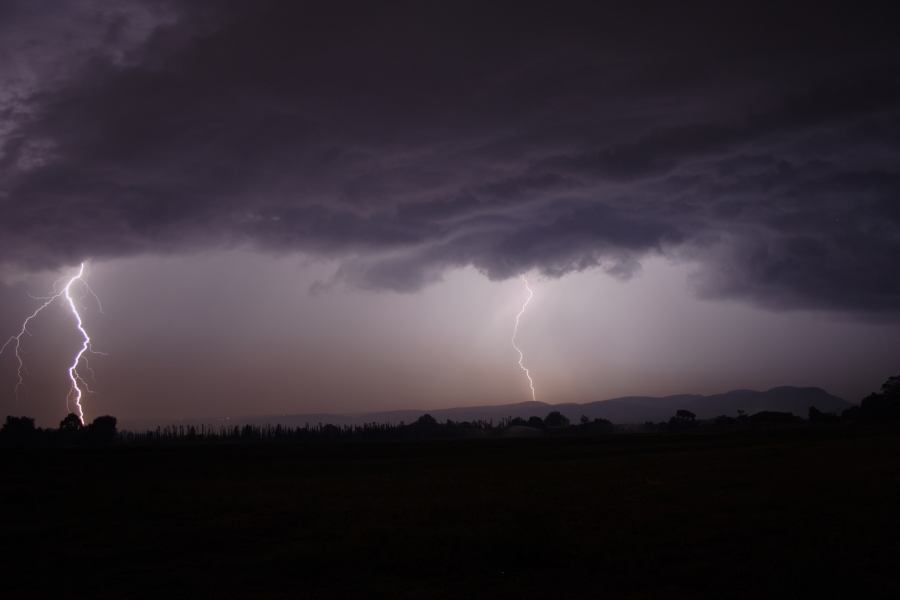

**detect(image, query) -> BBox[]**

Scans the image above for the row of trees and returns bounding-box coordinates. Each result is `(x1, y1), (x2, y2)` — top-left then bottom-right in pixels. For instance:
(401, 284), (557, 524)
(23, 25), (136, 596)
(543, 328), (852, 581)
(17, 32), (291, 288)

(0, 405), (870, 446)
(843, 375), (900, 421)
(1, 413), (117, 445)
(0, 410), (607, 446)
(118, 410), (601, 444)
(3, 376), (898, 446)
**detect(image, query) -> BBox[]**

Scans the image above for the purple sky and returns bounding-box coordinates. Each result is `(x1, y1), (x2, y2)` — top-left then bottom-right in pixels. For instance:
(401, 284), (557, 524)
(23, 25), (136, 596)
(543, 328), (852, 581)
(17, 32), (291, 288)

(1, 1), (898, 425)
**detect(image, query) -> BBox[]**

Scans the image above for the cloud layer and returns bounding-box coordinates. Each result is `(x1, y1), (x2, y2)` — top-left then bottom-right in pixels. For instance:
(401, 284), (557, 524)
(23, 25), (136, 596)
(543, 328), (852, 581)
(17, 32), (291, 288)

(2, 1), (899, 313)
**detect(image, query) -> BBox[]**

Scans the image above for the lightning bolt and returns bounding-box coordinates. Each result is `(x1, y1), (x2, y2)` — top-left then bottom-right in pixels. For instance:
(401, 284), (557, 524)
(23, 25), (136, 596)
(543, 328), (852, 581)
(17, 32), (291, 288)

(63, 264), (93, 424)
(0, 295), (61, 402)
(511, 275), (536, 401)
(0, 262), (99, 424)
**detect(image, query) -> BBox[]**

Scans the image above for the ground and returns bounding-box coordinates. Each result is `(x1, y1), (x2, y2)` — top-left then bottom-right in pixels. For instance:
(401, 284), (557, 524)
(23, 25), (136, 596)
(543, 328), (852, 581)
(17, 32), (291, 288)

(2, 427), (899, 598)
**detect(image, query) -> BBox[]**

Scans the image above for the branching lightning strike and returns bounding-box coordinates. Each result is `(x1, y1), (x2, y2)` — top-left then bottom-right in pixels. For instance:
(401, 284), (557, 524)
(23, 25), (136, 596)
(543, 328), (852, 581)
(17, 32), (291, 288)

(0, 262), (98, 424)
(511, 275), (536, 401)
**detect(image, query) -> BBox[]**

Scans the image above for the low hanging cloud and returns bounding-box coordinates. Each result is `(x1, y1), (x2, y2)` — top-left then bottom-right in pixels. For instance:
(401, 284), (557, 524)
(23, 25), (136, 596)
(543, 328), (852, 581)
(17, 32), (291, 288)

(1, 1), (899, 314)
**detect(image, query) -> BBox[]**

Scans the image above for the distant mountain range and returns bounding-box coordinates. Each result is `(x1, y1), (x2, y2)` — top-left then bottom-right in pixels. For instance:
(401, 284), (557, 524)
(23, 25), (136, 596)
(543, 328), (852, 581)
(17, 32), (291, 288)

(125, 386), (850, 429)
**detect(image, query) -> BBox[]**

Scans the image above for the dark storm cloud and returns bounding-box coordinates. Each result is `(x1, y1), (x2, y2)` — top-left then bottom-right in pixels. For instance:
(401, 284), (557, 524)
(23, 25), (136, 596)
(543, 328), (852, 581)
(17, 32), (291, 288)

(2, 1), (900, 313)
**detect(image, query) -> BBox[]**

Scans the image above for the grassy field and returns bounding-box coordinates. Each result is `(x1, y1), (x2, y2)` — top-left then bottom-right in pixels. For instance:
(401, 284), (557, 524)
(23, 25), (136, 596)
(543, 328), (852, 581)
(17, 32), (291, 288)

(2, 428), (900, 598)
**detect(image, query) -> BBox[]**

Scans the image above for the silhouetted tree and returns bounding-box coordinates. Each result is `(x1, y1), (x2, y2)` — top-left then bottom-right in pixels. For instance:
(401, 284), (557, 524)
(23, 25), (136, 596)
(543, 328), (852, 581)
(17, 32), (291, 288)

(676, 409), (696, 421)
(1, 416), (37, 444)
(406, 414), (441, 438)
(882, 375), (900, 399)
(545, 411), (570, 428)
(59, 413), (83, 433)
(527, 416), (545, 430)
(56, 413), (84, 444)
(88, 415), (117, 444)
(320, 424), (341, 438)
(858, 375), (900, 420)
(413, 414), (438, 427)
(668, 409), (697, 430)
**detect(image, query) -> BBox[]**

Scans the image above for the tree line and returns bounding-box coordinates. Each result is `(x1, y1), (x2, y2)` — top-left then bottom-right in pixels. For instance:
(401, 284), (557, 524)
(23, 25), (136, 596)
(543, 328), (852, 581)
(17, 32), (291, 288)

(1, 413), (118, 446)
(2, 375), (898, 446)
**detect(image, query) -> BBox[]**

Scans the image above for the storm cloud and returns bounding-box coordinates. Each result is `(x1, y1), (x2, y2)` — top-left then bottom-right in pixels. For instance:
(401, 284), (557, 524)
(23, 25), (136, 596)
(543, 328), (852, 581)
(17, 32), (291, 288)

(2, 0), (899, 313)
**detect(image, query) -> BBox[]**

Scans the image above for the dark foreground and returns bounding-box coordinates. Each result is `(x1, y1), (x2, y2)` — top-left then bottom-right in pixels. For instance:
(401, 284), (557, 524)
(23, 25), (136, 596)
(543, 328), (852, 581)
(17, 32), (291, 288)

(2, 428), (899, 598)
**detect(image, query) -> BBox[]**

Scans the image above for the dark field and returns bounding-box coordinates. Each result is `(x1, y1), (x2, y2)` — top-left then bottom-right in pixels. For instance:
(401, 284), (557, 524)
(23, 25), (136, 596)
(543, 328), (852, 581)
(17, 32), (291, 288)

(3, 428), (900, 598)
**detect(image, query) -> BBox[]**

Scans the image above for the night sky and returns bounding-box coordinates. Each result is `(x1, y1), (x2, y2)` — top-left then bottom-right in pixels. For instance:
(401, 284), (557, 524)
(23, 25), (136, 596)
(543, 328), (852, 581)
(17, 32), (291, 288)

(1, 1), (899, 426)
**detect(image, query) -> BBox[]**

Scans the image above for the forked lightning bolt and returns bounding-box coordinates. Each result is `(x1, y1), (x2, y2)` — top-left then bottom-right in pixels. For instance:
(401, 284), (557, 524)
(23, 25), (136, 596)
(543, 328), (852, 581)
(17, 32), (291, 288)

(0, 262), (98, 424)
(512, 275), (536, 401)
(63, 264), (93, 424)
